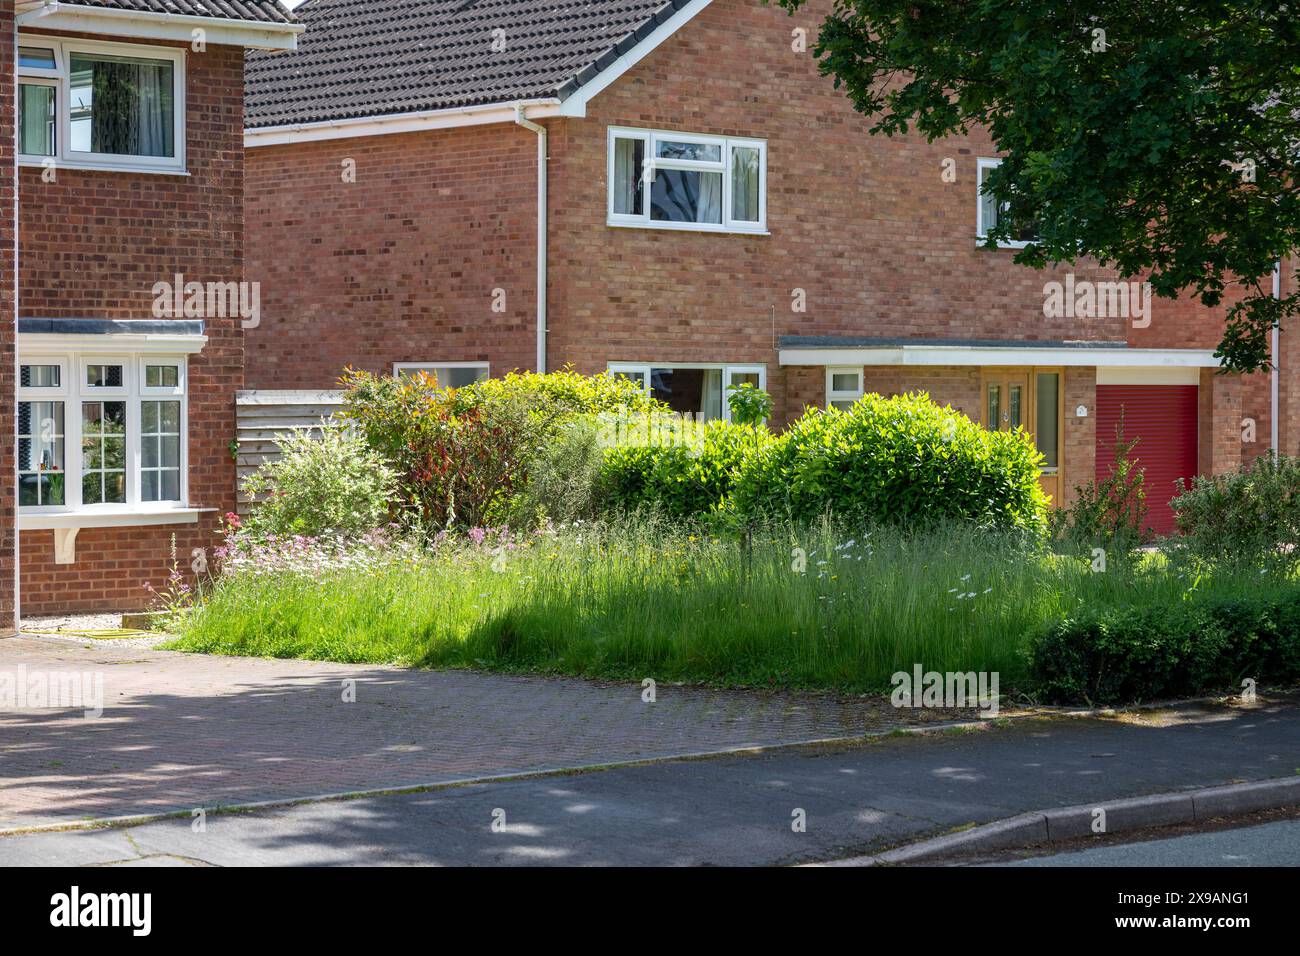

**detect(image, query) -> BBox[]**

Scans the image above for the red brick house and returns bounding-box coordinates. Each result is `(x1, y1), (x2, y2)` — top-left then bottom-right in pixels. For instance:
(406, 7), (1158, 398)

(243, 0), (1293, 536)
(1, 0), (301, 627)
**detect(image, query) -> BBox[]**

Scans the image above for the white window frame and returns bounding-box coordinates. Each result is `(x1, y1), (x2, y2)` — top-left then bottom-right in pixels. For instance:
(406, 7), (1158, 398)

(17, 34), (187, 175)
(607, 362), (767, 423)
(607, 126), (768, 235)
(17, 350), (190, 517)
(392, 362), (490, 388)
(976, 157), (1029, 249)
(825, 366), (865, 410)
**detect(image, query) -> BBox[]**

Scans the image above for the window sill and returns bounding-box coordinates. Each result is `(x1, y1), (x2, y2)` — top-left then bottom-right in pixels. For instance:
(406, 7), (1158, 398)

(975, 237), (1031, 250)
(607, 220), (769, 237)
(21, 507), (213, 530)
(19, 159), (190, 178)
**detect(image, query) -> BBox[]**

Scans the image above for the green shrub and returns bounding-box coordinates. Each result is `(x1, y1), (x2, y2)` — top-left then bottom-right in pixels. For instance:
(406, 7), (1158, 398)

(507, 415), (608, 525)
(729, 392), (1048, 533)
(465, 367), (660, 416)
(1051, 417), (1148, 560)
(339, 367), (663, 532)
(601, 417), (772, 519)
(1170, 454), (1300, 573)
(339, 368), (542, 531)
(242, 420), (397, 538)
(1029, 587), (1300, 704)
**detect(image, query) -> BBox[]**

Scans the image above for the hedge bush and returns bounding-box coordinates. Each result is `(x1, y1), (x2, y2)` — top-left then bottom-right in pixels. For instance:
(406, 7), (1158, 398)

(241, 420), (398, 538)
(1030, 587), (1300, 704)
(601, 418), (772, 519)
(1171, 454), (1300, 573)
(730, 392), (1049, 533)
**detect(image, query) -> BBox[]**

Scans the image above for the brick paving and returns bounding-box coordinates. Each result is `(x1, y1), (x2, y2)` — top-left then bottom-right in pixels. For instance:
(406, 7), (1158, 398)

(0, 635), (979, 829)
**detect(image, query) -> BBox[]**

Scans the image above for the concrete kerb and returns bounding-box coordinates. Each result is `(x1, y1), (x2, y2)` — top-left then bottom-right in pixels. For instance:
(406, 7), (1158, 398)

(821, 776), (1300, 866)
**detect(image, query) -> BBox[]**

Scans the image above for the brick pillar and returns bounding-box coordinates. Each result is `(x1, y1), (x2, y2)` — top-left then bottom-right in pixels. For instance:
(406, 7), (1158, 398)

(1062, 367), (1096, 508)
(1199, 368), (1243, 476)
(0, 1), (17, 636)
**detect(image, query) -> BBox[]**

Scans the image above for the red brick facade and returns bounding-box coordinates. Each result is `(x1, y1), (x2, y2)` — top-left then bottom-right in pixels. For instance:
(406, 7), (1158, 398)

(242, 0), (1289, 524)
(13, 32), (245, 615)
(1, 2), (18, 632)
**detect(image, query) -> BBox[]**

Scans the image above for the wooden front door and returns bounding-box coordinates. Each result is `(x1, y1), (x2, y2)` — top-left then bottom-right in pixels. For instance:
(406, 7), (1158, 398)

(980, 368), (1062, 506)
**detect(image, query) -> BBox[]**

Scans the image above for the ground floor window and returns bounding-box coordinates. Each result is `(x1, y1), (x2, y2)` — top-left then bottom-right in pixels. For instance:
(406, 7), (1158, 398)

(393, 362), (489, 389)
(825, 366), (865, 411)
(607, 363), (765, 422)
(17, 352), (187, 513)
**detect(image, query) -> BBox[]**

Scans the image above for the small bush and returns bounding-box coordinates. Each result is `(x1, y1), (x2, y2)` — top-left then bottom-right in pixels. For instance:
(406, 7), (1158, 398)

(729, 392), (1048, 533)
(1171, 454), (1300, 573)
(242, 420), (397, 538)
(1051, 417), (1148, 559)
(1030, 587), (1300, 705)
(507, 415), (608, 525)
(601, 417), (772, 519)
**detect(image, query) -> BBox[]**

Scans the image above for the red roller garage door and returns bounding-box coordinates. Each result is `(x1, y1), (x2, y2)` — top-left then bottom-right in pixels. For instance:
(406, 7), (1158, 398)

(1095, 385), (1199, 535)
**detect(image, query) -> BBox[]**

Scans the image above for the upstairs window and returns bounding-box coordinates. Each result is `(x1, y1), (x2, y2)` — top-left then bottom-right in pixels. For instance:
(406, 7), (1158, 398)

(17, 36), (184, 172)
(608, 128), (767, 234)
(977, 158), (1037, 248)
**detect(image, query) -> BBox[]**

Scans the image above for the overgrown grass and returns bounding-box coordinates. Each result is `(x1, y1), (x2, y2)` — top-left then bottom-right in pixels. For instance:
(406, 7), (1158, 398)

(166, 518), (1292, 695)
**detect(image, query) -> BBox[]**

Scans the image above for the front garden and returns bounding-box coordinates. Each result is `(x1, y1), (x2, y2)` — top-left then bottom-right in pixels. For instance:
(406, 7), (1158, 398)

(162, 369), (1300, 706)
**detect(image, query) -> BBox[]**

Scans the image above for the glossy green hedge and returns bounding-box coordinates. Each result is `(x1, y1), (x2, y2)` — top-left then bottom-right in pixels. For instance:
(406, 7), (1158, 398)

(729, 392), (1049, 533)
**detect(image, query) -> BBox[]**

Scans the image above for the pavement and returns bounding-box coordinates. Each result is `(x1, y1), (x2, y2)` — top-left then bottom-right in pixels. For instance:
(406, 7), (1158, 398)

(2, 691), (1298, 866)
(0, 634), (976, 830)
(998, 817), (1300, 867)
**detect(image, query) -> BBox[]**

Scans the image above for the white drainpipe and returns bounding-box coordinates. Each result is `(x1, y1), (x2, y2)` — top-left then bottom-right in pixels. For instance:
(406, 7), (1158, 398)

(514, 105), (548, 374)
(1273, 261), (1281, 455)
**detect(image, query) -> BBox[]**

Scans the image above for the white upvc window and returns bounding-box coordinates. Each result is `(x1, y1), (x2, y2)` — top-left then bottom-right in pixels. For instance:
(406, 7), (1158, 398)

(607, 127), (767, 234)
(17, 352), (189, 515)
(608, 363), (767, 422)
(976, 157), (1037, 248)
(16, 35), (186, 174)
(826, 366), (865, 411)
(393, 362), (490, 389)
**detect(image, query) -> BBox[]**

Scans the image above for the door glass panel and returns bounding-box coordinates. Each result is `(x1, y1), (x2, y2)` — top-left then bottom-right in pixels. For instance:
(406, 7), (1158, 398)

(986, 383), (1002, 430)
(1009, 384), (1023, 429)
(1036, 373), (1060, 469)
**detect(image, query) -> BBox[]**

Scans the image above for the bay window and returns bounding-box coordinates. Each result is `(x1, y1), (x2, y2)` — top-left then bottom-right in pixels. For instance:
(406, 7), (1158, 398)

(17, 36), (184, 172)
(608, 127), (767, 233)
(608, 364), (766, 422)
(17, 353), (188, 515)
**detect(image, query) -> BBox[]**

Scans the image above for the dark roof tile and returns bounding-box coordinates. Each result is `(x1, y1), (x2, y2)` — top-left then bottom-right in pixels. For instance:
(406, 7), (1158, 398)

(246, 0), (693, 129)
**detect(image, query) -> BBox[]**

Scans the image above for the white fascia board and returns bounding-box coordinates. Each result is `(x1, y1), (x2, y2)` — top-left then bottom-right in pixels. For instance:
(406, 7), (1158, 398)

(18, 2), (303, 50)
(245, 100), (565, 147)
(18, 332), (208, 355)
(778, 346), (1223, 368)
(556, 0), (715, 117)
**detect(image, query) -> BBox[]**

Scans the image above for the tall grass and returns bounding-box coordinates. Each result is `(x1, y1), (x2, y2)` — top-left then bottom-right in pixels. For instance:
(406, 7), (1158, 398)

(167, 518), (1287, 694)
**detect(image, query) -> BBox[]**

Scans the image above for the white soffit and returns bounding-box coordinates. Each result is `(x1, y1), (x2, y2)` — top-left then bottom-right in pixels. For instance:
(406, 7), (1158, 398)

(778, 346), (1223, 369)
(1096, 366), (1204, 385)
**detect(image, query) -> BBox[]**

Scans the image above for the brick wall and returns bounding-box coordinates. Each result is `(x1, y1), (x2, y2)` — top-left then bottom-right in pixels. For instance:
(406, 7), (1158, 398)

(1, 2), (17, 632)
(243, 124), (540, 388)
(16, 35), (244, 616)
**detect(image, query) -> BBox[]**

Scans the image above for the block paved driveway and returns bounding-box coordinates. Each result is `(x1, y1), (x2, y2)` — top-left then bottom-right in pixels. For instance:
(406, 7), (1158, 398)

(0, 635), (972, 830)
